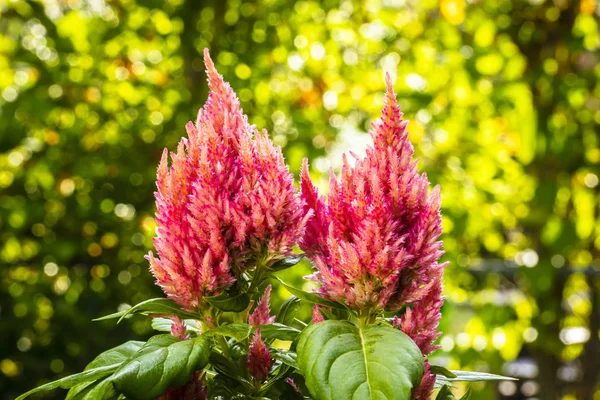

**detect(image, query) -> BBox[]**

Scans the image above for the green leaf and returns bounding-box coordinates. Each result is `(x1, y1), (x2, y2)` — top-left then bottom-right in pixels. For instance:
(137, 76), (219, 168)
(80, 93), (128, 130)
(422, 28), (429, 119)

(430, 365), (457, 378)
(273, 277), (346, 310)
(460, 387), (472, 400)
(435, 384), (470, 400)
(151, 317), (200, 333)
(297, 320), (424, 400)
(204, 323), (252, 341)
(207, 373), (247, 398)
(112, 334), (210, 400)
(86, 341), (146, 370)
(258, 323), (301, 341)
(319, 308), (339, 320)
(16, 364), (119, 400)
(276, 295), (301, 327)
(66, 341), (145, 399)
(205, 292), (250, 312)
(67, 378), (119, 400)
(435, 370), (517, 387)
(435, 385), (457, 400)
(209, 352), (251, 386)
(270, 254), (305, 272)
(272, 349), (298, 369)
(93, 298), (199, 323)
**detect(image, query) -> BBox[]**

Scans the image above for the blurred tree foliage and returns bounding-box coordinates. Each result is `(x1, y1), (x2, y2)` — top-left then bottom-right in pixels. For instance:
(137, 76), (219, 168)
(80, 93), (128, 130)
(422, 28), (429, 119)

(0, 0), (599, 399)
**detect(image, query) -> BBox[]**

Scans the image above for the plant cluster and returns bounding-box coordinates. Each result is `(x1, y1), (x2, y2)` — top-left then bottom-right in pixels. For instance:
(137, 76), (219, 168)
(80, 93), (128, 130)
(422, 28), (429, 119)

(18, 50), (513, 400)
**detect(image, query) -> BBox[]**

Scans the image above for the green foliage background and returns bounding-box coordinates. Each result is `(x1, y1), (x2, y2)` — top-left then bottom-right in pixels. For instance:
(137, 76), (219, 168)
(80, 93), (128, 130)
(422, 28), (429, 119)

(1, 0), (599, 398)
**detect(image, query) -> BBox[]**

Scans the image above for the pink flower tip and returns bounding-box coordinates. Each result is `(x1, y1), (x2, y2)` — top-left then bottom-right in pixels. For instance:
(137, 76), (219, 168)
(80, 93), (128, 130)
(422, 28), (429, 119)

(170, 316), (190, 340)
(247, 329), (273, 382)
(249, 284), (276, 327)
(311, 305), (324, 324)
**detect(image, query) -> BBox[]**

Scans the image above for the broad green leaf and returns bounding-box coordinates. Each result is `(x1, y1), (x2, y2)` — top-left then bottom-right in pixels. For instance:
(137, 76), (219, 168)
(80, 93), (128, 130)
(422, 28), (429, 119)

(112, 334), (210, 400)
(68, 378), (119, 400)
(270, 254), (305, 272)
(273, 277), (346, 310)
(86, 341), (146, 370)
(205, 292), (250, 312)
(15, 364), (118, 400)
(93, 298), (199, 323)
(435, 370), (517, 387)
(430, 365), (457, 378)
(66, 341), (145, 399)
(258, 323), (301, 341)
(204, 323), (252, 341)
(276, 295), (301, 327)
(297, 320), (424, 400)
(151, 317), (200, 333)
(272, 349), (298, 369)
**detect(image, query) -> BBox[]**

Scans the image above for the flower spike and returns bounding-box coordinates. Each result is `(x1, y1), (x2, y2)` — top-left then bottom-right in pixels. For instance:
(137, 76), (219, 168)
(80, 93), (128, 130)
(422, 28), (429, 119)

(247, 329), (273, 382)
(147, 49), (309, 309)
(300, 74), (447, 363)
(249, 284), (276, 326)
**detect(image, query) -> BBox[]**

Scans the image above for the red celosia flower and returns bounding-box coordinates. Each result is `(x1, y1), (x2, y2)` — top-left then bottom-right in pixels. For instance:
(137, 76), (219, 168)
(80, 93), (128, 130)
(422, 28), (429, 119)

(300, 74), (447, 313)
(249, 284), (276, 326)
(247, 329), (273, 382)
(147, 49), (308, 309)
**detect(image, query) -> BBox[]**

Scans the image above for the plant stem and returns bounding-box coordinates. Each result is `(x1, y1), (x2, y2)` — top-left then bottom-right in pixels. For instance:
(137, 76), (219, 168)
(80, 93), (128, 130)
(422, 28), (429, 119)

(247, 257), (268, 295)
(217, 335), (230, 357)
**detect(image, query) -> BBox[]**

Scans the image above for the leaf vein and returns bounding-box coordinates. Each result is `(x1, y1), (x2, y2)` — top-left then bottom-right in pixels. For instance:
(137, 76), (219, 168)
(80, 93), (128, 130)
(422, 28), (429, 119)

(358, 327), (373, 399)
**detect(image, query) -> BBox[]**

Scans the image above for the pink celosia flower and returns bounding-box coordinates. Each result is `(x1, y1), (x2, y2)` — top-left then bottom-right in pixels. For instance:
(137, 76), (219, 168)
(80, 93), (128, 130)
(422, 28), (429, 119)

(170, 316), (190, 340)
(300, 73), (447, 313)
(286, 378), (301, 393)
(248, 284), (276, 326)
(394, 276), (443, 356)
(247, 329), (273, 382)
(147, 49), (308, 309)
(410, 361), (435, 400)
(311, 305), (324, 323)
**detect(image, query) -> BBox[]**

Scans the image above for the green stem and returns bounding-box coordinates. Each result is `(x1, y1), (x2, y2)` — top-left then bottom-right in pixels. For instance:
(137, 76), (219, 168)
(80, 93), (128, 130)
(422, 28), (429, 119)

(217, 335), (230, 357)
(357, 307), (375, 328)
(247, 263), (265, 295)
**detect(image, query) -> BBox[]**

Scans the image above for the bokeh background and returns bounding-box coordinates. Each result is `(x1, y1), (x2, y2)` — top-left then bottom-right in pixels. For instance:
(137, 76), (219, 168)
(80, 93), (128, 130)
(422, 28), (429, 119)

(1, 0), (599, 399)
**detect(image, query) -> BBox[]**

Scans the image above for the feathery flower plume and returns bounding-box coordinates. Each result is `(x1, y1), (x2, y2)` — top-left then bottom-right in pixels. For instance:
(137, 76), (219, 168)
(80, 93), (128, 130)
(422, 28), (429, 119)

(249, 284), (276, 326)
(170, 316), (190, 340)
(147, 49), (308, 309)
(300, 74), (447, 313)
(311, 305), (324, 324)
(247, 329), (273, 382)
(395, 277), (443, 356)
(410, 362), (435, 400)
